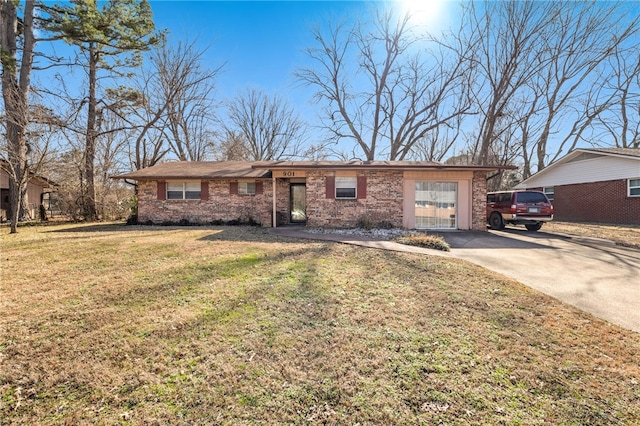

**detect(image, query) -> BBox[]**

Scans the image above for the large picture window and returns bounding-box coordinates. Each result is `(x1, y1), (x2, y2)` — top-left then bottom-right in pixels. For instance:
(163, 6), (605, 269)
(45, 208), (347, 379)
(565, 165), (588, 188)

(335, 177), (357, 199)
(629, 179), (640, 197)
(415, 182), (457, 229)
(167, 182), (201, 200)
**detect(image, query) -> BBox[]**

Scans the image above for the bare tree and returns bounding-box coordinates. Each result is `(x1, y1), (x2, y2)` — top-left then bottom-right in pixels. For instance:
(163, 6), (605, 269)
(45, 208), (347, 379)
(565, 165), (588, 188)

(213, 130), (250, 161)
(94, 109), (131, 219)
(1, 0), (36, 233)
(220, 88), (307, 160)
(143, 41), (222, 162)
(411, 114), (463, 162)
(594, 45), (640, 149)
(297, 8), (472, 161)
(528, 1), (639, 173)
(123, 40), (221, 167)
(454, 1), (557, 166)
(454, 0), (640, 175)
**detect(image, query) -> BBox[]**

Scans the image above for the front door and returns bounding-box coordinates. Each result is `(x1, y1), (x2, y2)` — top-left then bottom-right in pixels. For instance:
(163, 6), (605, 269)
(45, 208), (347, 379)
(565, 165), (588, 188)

(290, 184), (307, 223)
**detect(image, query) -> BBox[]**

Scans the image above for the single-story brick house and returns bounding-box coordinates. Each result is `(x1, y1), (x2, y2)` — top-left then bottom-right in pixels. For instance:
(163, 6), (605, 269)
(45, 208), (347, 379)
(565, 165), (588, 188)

(113, 160), (512, 230)
(515, 148), (640, 225)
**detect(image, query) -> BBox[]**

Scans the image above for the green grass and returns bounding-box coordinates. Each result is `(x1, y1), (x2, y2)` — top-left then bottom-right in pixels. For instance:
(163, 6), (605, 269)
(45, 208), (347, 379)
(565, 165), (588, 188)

(1, 223), (639, 425)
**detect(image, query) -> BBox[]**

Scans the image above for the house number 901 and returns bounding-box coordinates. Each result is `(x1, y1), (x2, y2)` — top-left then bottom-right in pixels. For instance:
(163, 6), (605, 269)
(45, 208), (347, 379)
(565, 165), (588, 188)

(282, 171), (295, 177)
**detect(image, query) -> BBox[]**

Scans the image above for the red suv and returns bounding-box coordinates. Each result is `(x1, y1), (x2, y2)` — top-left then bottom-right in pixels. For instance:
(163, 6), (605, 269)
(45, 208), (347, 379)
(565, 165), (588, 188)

(486, 190), (553, 231)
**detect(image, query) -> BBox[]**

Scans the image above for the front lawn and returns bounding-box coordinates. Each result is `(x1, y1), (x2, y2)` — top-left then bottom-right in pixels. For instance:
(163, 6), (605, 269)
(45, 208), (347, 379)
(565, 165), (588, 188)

(543, 221), (640, 249)
(1, 223), (638, 424)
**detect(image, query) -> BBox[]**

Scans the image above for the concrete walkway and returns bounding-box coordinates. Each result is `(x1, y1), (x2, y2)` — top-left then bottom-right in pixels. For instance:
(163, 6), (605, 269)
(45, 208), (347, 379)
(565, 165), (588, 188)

(269, 227), (640, 333)
(270, 227), (452, 257)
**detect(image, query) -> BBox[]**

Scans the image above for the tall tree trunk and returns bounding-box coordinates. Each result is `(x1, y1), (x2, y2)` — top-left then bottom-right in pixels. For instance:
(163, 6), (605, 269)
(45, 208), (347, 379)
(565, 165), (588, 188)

(82, 43), (99, 220)
(1, 0), (35, 233)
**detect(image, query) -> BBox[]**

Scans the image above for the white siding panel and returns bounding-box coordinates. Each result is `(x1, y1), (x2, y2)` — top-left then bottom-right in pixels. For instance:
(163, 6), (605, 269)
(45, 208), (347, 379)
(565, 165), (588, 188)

(519, 156), (640, 188)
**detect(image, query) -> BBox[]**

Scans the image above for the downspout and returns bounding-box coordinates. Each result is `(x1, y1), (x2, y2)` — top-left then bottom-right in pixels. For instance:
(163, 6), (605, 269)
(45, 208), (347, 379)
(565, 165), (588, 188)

(272, 176), (277, 228)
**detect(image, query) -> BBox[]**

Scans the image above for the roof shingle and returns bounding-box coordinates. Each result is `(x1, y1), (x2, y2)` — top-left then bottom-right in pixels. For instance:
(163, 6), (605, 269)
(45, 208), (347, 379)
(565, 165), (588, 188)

(112, 160), (514, 180)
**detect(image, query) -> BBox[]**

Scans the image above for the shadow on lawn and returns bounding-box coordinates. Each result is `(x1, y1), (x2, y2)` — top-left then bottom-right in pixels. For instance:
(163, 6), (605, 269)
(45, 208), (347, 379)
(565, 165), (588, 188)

(98, 241), (335, 311)
(45, 222), (297, 243)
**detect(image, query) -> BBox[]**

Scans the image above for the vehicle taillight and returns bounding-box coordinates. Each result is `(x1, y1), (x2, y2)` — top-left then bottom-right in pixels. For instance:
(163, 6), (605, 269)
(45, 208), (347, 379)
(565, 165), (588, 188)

(510, 204), (516, 214)
(550, 204), (554, 213)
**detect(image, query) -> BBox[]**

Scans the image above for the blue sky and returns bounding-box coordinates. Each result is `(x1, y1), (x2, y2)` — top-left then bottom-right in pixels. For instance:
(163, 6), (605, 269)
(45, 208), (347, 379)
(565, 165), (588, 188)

(145, 0), (456, 158)
(151, 1), (365, 96)
(148, 1), (438, 112)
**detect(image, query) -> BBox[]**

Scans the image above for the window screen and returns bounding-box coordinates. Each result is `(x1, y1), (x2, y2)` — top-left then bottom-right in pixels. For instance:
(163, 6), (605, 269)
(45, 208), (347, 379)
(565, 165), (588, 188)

(335, 177), (356, 199)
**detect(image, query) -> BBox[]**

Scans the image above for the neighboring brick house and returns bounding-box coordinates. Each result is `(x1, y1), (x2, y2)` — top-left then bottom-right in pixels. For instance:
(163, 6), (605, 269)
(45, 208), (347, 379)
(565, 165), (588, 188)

(515, 148), (640, 225)
(112, 160), (508, 230)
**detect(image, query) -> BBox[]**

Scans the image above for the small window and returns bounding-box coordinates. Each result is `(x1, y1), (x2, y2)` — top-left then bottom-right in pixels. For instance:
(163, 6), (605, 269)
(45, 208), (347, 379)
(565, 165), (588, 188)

(335, 177), (356, 199)
(629, 179), (640, 197)
(487, 194), (495, 203)
(543, 187), (554, 201)
(238, 182), (256, 195)
(167, 182), (201, 200)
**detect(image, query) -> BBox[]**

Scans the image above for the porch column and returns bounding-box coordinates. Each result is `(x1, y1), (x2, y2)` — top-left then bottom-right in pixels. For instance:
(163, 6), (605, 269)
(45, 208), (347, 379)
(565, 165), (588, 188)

(272, 176), (277, 228)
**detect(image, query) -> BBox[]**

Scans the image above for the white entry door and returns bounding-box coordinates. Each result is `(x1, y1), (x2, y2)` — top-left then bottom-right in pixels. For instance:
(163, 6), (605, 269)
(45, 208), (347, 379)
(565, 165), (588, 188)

(415, 182), (457, 229)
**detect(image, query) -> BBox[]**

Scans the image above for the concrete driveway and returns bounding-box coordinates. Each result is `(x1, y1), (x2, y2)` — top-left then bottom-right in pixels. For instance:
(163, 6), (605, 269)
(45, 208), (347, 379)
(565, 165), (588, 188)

(437, 229), (640, 333)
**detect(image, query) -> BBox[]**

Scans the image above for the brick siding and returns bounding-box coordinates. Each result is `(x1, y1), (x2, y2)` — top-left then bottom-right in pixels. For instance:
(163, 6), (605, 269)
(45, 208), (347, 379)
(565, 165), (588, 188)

(305, 170), (404, 228)
(472, 171), (488, 231)
(138, 179), (283, 226)
(137, 170), (490, 229)
(538, 179), (639, 225)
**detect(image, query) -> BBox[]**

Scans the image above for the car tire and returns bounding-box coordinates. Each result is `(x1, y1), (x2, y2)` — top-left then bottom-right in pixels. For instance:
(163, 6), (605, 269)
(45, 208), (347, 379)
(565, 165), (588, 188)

(489, 212), (505, 230)
(525, 223), (542, 232)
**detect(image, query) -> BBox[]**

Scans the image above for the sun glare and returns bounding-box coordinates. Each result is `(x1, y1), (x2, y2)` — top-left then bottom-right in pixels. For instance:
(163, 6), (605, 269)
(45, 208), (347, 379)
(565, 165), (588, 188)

(397, 0), (446, 29)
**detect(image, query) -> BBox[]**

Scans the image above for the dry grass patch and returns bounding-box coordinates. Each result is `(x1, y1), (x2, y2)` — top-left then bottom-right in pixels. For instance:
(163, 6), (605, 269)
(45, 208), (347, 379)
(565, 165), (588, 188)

(1, 223), (639, 425)
(395, 234), (451, 251)
(544, 221), (640, 249)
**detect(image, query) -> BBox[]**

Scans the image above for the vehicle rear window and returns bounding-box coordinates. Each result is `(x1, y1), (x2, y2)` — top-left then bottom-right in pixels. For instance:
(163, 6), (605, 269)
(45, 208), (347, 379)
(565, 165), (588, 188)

(516, 192), (547, 203)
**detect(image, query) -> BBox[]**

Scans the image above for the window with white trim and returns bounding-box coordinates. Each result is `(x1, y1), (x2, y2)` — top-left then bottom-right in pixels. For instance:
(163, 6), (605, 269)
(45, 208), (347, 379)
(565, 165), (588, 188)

(335, 177), (357, 199)
(543, 186), (554, 201)
(167, 182), (201, 200)
(415, 181), (457, 229)
(629, 179), (640, 197)
(238, 182), (256, 195)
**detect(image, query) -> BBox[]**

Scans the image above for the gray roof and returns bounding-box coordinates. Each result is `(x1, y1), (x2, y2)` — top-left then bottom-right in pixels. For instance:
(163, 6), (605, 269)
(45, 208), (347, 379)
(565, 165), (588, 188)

(112, 160), (514, 181)
(581, 148), (640, 158)
(112, 161), (273, 180)
(259, 160), (443, 168)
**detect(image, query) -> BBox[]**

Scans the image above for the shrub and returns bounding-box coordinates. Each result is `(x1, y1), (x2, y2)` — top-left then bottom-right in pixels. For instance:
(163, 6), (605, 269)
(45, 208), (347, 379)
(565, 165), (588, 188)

(356, 216), (375, 230)
(356, 216), (395, 230)
(395, 234), (450, 251)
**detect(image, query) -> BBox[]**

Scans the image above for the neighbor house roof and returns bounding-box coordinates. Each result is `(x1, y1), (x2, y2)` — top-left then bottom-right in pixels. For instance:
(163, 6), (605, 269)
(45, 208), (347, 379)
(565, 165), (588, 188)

(112, 160), (515, 181)
(583, 147), (640, 158)
(0, 160), (58, 188)
(515, 147), (640, 189)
